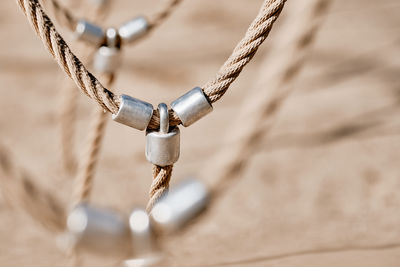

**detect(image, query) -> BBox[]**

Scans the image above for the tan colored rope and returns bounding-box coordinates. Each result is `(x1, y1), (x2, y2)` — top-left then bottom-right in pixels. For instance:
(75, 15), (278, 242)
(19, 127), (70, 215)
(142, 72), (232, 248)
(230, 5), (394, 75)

(145, 0), (287, 210)
(0, 144), (66, 232)
(40, 0), (77, 31)
(16, 0), (286, 130)
(148, 0), (182, 30)
(59, 0), (111, 174)
(60, 81), (79, 174)
(146, 164), (173, 212)
(42, 0), (182, 35)
(17, 0), (120, 113)
(72, 73), (114, 206)
(209, 0), (332, 198)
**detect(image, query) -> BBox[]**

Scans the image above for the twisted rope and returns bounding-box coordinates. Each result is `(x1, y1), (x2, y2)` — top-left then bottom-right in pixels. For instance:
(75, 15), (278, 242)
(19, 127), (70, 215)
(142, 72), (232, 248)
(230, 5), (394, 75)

(16, 0), (286, 130)
(210, 0), (332, 197)
(146, 164), (173, 212)
(16, 0), (286, 211)
(148, 0), (182, 30)
(72, 74), (114, 206)
(40, 0), (77, 31)
(59, 0), (111, 174)
(0, 144), (66, 232)
(18, 0), (120, 114)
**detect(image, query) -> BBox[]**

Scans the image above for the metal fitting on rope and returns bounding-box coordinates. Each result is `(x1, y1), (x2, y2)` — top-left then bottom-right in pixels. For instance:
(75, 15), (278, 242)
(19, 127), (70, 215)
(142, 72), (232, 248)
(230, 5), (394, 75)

(112, 94), (154, 131)
(171, 87), (213, 127)
(75, 20), (105, 46)
(128, 209), (160, 260)
(66, 203), (132, 257)
(150, 179), (209, 233)
(93, 28), (121, 73)
(145, 103), (180, 166)
(118, 16), (149, 44)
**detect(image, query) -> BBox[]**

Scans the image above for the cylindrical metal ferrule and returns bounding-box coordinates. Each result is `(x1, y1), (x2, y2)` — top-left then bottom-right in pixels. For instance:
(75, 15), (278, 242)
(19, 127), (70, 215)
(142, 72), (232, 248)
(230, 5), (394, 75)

(150, 179), (209, 233)
(118, 16), (149, 44)
(129, 209), (158, 256)
(75, 20), (105, 46)
(145, 127), (180, 166)
(146, 103), (180, 166)
(93, 46), (121, 73)
(171, 87), (213, 127)
(106, 27), (119, 48)
(112, 95), (154, 131)
(67, 203), (131, 257)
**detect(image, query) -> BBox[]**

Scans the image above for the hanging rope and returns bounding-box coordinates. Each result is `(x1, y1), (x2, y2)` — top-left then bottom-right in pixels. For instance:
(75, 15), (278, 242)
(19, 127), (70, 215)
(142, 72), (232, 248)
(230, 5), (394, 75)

(72, 73), (114, 206)
(16, 0), (287, 211)
(0, 144), (66, 232)
(146, 164), (173, 212)
(210, 0), (332, 198)
(145, 0), (287, 210)
(16, 0), (287, 130)
(59, 0), (111, 174)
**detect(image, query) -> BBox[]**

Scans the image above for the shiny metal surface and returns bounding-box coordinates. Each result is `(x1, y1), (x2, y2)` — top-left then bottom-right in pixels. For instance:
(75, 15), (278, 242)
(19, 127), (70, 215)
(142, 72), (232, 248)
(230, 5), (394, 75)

(171, 87), (213, 127)
(112, 94), (154, 131)
(75, 20), (105, 46)
(129, 209), (157, 256)
(150, 179), (209, 233)
(106, 27), (119, 48)
(145, 103), (180, 166)
(67, 203), (131, 257)
(118, 16), (148, 44)
(93, 46), (121, 73)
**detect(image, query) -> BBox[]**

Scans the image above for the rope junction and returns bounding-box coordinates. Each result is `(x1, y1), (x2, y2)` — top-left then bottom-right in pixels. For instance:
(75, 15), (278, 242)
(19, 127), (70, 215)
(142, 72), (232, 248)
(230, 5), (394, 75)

(8, 0), (302, 253)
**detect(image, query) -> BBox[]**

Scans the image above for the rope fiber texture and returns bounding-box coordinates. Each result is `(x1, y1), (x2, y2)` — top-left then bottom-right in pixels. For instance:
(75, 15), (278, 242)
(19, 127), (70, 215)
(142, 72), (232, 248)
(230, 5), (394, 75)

(145, 0), (287, 210)
(16, 0), (286, 130)
(59, 0), (112, 174)
(42, 0), (182, 35)
(16, 0), (286, 211)
(72, 73), (114, 207)
(210, 0), (331, 199)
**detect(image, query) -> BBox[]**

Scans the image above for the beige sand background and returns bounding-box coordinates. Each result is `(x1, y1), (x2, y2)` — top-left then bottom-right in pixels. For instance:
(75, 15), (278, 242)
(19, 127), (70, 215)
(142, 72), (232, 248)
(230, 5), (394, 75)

(1, 0), (400, 266)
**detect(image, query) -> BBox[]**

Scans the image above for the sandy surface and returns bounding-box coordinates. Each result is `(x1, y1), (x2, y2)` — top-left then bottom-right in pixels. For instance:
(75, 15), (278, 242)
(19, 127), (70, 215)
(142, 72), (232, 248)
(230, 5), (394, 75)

(1, 0), (400, 266)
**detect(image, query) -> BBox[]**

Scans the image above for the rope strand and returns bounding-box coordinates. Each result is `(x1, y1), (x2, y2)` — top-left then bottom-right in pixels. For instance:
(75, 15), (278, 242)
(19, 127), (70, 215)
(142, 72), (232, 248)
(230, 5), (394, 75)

(0, 144), (66, 232)
(17, 0), (286, 130)
(72, 74), (114, 206)
(210, 0), (332, 198)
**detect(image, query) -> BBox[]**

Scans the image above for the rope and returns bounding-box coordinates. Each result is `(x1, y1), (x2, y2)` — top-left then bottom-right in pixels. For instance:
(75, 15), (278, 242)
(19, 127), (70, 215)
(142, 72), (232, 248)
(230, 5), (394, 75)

(72, 73), (114, 206)
(16, 0), (286, 130)
(210, 0), (331, 198)
(40, 0), (77, 31)
(146, 164), (173, 212)
(0, 143), (66, 232)
(59, 0), (111, 175)
(60, 81), (79, 174)
(17, 0), (120, 113)
(42, 0), (182, 34)
(148, 0), (182, 30)
(144, 0), (287, 210)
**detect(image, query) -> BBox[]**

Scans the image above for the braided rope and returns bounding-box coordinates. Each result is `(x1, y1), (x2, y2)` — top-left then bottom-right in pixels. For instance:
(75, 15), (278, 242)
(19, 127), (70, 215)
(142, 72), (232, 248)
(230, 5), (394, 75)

(211, 0), (332, 197)
(18, 0), (120, 114)
(59, 0), (111, 174)
(41, 0), (77, 31)
(16, 0), (286, 130)
(72, 74), (114, 206)
(0, 144), (66, 232)
(146, 164), (173, 212)
(145, 0), (286, 209)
